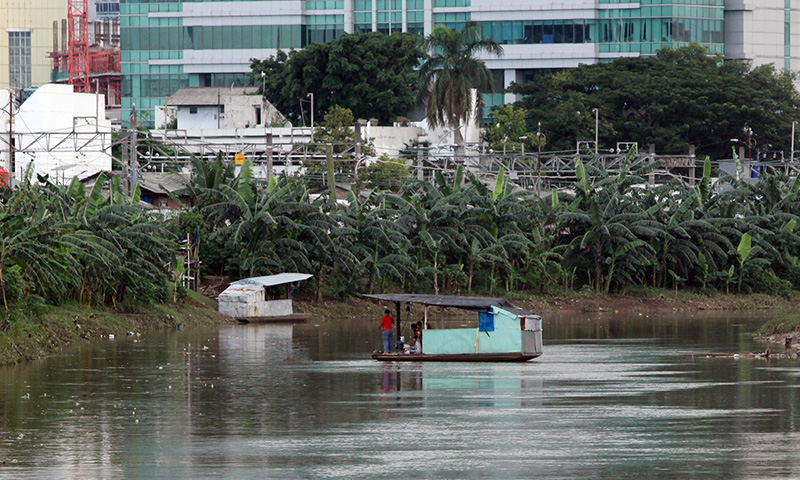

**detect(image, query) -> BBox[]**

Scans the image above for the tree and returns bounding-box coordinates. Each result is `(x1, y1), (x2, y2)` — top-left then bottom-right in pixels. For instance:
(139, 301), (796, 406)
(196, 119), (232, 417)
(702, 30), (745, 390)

(510, 44), (800, 159)
(558, 153), (660, 293)
(304, 106), (374, 189)
(249, 32), (425, 125)
(363, 156), (410, 192)
(417, 22), (503, 153)
(484, 104), (528, 154)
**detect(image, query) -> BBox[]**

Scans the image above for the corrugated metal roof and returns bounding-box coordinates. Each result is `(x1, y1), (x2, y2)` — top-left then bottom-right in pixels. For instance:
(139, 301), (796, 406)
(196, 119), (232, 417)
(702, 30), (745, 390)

(166, 87), (260, 106)
(137, 172), (189, 194)
(231, 273), (313, 288)
(363, 294), (534, 317)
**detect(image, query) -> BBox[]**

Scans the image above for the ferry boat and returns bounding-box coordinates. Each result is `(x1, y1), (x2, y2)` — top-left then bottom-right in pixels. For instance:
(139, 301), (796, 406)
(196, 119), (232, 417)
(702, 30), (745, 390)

(365, 294), (542, 362)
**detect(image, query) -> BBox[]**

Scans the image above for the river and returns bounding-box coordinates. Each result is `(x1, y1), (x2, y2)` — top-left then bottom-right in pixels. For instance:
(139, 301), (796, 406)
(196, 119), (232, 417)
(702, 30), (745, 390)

(1, 310), (799, 479)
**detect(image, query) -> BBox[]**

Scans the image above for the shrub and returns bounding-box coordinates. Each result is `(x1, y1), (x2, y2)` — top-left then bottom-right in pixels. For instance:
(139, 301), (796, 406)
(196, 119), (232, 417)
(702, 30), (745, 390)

(744, 266), (793, 300)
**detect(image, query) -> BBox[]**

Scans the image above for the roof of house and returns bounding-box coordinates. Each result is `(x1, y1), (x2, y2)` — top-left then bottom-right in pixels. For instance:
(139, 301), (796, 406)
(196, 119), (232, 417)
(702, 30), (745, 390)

(166, 87), (260, 106)
(137, 172), (190, 194)
(310, 183), (374, 198)
(363, 294), (534, 317)
(231, 273), (314, 288)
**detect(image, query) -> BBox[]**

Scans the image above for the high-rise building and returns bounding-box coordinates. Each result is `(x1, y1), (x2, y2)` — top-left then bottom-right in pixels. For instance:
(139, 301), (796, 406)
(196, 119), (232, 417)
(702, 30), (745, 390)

(0, 0), (68, 91)
(120, 0), (797, 127)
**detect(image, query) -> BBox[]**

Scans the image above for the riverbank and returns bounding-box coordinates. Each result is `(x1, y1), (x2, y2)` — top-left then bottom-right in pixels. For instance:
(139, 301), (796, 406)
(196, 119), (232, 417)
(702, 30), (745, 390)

(293, 287), (800, 320)
(0, 290), (233, 366)
(2, 287), (798, 367)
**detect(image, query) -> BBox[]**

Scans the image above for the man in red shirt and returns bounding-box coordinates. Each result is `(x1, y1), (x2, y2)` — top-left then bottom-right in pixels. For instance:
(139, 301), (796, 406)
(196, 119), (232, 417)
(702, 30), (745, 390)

(380, 309), (394, 354)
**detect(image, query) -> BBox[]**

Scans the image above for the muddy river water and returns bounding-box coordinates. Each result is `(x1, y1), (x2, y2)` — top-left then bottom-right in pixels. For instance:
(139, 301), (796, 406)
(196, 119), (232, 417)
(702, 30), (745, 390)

(1, 310), (800, 479)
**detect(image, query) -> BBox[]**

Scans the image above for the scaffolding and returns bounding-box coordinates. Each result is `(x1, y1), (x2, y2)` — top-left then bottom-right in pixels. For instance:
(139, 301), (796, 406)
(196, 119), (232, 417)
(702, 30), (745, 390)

(49, 10), (121, 107)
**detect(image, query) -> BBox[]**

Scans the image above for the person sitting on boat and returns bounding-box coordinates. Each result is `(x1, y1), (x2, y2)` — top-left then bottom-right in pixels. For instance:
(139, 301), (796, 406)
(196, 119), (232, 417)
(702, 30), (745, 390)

(380, 309), (395, 354)
(412, 321), (422, 354)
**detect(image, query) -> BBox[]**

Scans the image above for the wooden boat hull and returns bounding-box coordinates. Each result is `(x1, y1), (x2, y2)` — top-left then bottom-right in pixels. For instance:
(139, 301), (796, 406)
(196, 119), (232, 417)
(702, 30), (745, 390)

(236, 313), (311, 323)
(371, 352), (541, 362)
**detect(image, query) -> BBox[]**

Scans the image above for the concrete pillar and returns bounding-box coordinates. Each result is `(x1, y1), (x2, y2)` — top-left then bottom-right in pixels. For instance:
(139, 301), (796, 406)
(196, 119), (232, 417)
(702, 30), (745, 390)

(344, 0), (355, 32)
(503, 69), (518, 104)
(423, 0), (433, 35)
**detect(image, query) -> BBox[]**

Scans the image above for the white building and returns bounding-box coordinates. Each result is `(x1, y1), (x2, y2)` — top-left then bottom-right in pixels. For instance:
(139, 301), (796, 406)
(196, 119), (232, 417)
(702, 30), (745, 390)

(725, 0), (795, 70)
(4, 84), (112, 186)
(159, 87), (286, 131)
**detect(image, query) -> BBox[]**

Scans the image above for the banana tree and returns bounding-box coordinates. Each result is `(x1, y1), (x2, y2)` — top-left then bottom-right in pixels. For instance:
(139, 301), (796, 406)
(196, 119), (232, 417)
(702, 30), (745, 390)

(736, 232), (752, 292)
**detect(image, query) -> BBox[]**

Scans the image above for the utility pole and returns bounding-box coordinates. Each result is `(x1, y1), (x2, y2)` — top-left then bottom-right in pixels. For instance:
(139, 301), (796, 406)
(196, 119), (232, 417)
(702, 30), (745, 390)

(307, 92), (314, 143)
(130, 103), (137, 195)
(354, 120), (362, 157)
(266, 132), (273, 180)
(326, 144), (336, 204)
(417, 148), (424, 181)
(7, 90), (13, 188)
(536, 121), (544, 197)
(353, 121), (362, 188)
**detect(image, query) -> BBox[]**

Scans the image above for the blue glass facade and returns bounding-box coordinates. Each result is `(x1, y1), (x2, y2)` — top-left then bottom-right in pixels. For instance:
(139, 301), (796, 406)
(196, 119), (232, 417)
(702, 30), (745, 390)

(121, 0), (727, 126)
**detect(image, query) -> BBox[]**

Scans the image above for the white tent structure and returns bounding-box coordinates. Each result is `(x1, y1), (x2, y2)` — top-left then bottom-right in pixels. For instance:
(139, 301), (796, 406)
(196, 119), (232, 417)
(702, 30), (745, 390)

(11, 84), (111, 185)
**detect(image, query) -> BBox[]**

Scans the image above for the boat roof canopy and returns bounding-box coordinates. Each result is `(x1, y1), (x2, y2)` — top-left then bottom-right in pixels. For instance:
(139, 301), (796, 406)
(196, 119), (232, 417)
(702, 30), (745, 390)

(231, 273), (313, 288)
(363, 294), (534, 317)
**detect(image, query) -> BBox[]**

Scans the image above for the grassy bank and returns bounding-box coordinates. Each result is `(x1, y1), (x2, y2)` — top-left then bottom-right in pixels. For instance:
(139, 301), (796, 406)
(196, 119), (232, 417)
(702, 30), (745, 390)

(293, 287), (800, 320)
(0, 290), (231, 366)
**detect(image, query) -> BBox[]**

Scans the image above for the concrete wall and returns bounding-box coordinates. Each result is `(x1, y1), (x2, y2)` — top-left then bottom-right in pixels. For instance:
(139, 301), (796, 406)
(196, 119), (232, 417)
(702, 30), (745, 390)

(724, 0), (800, 71)
(218, 285), (295, 318)
(173, 92), (285, 130)
(222, 94), (284, 129)
(367, 125), (425, 159)
(177, 105), (221, 130)
(11, 84), (112, 185)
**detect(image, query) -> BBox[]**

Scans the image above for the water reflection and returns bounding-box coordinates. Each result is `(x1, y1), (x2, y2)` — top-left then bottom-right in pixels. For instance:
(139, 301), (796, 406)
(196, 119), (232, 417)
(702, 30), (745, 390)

(1, 312), (800, 478)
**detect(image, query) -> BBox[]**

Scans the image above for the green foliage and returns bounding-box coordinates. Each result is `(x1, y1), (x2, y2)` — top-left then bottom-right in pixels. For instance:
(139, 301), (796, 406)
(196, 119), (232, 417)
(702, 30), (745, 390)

(0, 172), (179, 310)
(418, 22), (503, 150)
(303, 106), (375, 189)
(754, 314), (800, 336)
(363, 156), (410, 191)
(511, 44), (800, 159)
(12, 129), (800, 311)
(484, 104), (528, 153)
(742, 266), (793, 299)
(314, 106), (362, 151)
(249, 32), (425, 125)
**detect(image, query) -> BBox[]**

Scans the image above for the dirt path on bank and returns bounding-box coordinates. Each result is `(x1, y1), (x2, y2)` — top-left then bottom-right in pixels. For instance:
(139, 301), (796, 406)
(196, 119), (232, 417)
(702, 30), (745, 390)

(293, 292), (798, 319)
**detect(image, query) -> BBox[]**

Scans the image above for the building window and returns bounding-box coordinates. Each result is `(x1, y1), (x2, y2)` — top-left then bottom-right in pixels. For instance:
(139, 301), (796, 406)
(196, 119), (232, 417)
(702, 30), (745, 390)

(8, 30), (32, 90)
(189, 106), (198, 114)
(96, 1), (120, 16)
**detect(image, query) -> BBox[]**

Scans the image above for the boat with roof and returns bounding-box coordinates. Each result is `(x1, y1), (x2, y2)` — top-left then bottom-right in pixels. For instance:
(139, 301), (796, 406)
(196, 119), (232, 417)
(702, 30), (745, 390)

(364, 294), (543, 362)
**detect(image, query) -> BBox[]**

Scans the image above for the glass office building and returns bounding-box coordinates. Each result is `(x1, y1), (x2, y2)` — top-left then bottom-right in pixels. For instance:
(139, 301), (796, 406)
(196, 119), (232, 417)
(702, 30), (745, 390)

(120, 0), (773, 127)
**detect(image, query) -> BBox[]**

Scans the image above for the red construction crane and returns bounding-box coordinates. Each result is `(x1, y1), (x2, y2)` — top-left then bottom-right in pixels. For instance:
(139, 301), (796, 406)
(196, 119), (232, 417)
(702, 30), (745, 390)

(67, 0), (90, 93)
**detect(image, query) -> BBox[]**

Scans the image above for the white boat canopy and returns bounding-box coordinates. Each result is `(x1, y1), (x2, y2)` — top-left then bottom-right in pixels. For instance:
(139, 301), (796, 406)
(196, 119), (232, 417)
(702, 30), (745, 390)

(231, 273), (313, 288)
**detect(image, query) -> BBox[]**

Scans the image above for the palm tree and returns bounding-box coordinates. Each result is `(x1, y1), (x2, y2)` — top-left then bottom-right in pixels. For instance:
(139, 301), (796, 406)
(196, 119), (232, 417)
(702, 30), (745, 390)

(417, 22), (502, 154)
